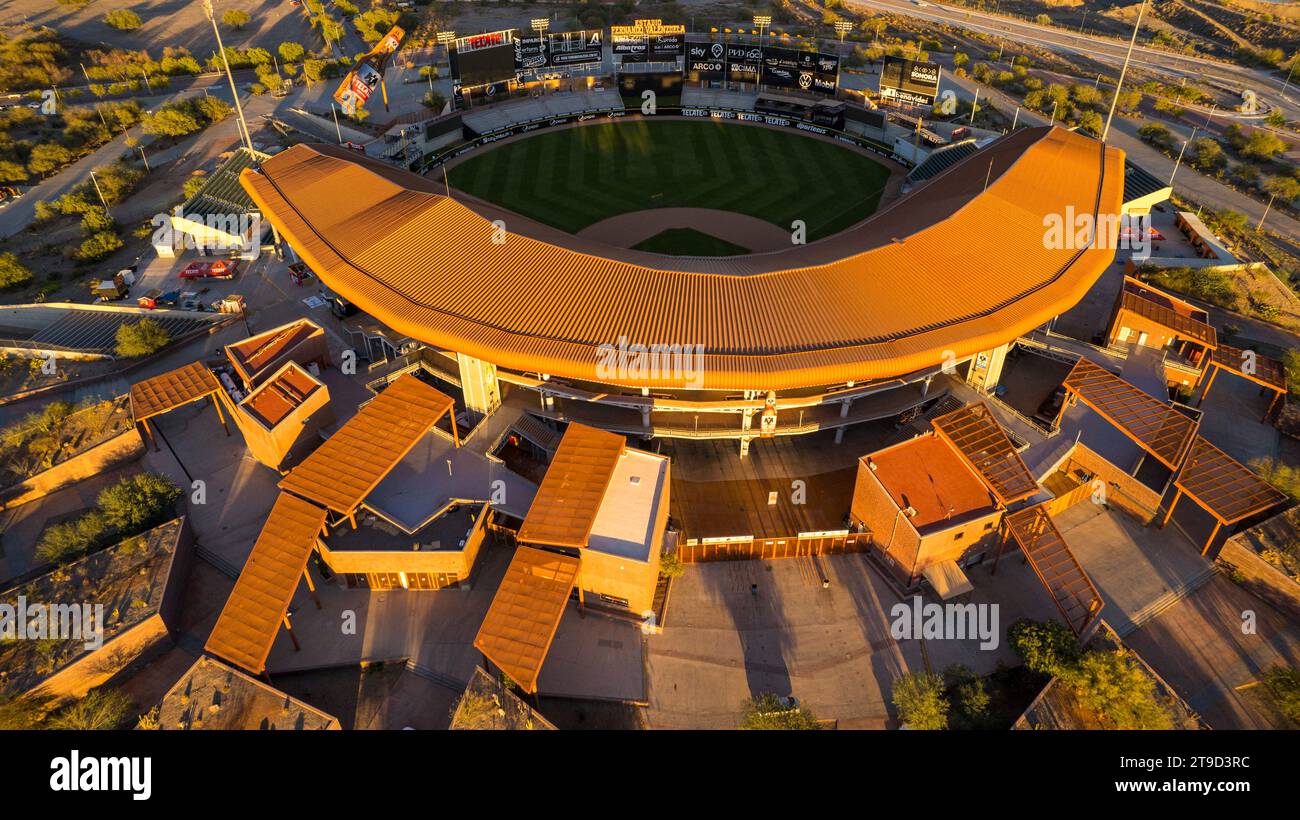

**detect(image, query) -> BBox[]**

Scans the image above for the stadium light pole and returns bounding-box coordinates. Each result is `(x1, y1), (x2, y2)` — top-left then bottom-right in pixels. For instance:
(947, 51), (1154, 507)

(1169, 126), (1196, 187)
(1282, 57), (1297, 101)
(203, 0), (253, 151)
(1257, 193), (1276, 231)
(1102, 0), (1148, 143)
(88, 170), (110, 213)
(834, 20), (852, 46)
(754, 15), (771, 46)
(531, 18), (550, 93)
(437, 31), (456, 109)
(330, 103), (342, 144)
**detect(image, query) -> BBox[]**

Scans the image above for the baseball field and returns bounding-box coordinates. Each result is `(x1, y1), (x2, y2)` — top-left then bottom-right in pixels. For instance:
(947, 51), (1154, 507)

(446, 119), (893, 247)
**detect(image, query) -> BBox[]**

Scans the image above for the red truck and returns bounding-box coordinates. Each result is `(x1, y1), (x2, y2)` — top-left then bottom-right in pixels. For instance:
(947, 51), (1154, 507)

(179, 259), (241, 280)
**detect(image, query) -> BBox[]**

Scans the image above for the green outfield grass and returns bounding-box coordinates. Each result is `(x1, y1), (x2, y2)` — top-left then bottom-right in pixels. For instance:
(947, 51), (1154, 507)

(631, 228), (751, 257)
(447, 119), (891, 241)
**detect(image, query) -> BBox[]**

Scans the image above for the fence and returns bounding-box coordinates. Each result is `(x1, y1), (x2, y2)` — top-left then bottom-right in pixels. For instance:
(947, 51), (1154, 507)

(677, 531), (872, 564)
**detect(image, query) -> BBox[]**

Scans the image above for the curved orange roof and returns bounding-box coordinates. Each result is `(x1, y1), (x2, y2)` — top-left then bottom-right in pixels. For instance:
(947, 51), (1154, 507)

(242, 125), (1123, 391)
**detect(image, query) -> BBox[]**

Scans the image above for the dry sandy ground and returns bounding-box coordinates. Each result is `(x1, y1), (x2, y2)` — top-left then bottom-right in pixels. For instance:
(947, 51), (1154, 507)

(1, 0), (314, 58)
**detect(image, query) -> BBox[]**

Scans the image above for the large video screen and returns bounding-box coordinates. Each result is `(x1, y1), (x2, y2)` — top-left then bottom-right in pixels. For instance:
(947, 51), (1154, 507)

(454, 43), (517, 88)
(880, 57), (941, 106)
(760, 46), (839, 94)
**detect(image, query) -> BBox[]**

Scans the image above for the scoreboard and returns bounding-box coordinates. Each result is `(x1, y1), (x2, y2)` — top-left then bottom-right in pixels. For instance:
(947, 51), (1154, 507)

(611, 19), (686, 63)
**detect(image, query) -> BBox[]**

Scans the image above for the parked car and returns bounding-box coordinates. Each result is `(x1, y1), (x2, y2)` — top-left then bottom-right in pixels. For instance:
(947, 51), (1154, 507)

(1034, 386), (1068, 427)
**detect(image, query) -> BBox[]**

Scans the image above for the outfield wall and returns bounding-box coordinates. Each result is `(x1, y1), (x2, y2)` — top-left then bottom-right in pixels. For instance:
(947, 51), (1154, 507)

(417, 104), (908, 176)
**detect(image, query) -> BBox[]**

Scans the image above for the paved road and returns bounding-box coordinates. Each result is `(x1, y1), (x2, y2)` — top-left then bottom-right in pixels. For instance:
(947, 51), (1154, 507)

(941, 71), (1300, 245)
(847, 0), (1300, 121)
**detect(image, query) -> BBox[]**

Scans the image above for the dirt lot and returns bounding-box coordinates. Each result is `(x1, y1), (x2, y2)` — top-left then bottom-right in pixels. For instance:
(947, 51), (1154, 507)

(1, 0), (315, 58)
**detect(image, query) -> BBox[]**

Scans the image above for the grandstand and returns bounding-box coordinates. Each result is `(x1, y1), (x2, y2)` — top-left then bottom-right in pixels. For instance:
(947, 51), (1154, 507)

(243, 121), (1123, 454)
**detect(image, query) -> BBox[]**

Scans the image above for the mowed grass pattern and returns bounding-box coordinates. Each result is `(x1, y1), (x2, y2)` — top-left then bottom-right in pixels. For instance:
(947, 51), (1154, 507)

(447, 120), (892, 240)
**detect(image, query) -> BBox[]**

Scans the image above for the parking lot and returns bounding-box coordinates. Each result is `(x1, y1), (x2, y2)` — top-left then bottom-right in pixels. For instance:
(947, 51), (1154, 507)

(646, 552), (1063, 729)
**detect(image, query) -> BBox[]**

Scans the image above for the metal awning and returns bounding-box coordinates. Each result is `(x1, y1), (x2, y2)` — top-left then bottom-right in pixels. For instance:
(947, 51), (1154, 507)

(279, 374), (455, 519)
(1061, 358), (1197, 470)
(932, 401), (1039, 506)
(205, 493), (329, 674)
(921, 559), (974, 600)
(129, 361), (222, 421)
(473, 546), (581, 694)
(1201, 344), (1287, 421)
(1002, 504), (1103, 636)
(1173, 435), (1288, 527)
(517, 423), (625, 549)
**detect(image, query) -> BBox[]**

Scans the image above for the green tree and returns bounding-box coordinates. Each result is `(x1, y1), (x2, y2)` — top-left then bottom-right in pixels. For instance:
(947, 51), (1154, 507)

(75, 231), (124, 262)
(658, 551), (685, 579)
(1263, 175), (1300, 204)
(192, 95), (231, 124)
(104, 10), (143, 31)
(97, 472), (181, 530)
(0, 160), (28, 183)
(1076, 110), (1104, 137)
(1260, 665), (1300, 722)
(48, 690), (133, 730)
(222, 9), (252, 29)
(1060, 649), (1175, 729)
(27, 143), (76, 175)
(35, 510), (110, 564)
(892, 671), (949, 729)
(183, 174), (207, 199)
(302, 58), (329, 84)
(316, 17), (345, 45)
(1249, 456), (1300, 501)
(114, 318), (171, 358)
(278, 42), (306, 64)
(741, 694), (820, 729)
(1008, 619), (1079, 676)
(1137, 122), (1172, 148)
(141, 105), (202, 137)
(1188, 137), (1227, 173)
(1214, 208), (1249, 233)
(1241, 130), (1289, 161)
(0, 252), (33, 289)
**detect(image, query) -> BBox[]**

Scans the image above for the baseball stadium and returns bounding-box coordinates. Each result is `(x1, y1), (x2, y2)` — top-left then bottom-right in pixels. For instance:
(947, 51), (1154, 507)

(240, 120), (1123, 451)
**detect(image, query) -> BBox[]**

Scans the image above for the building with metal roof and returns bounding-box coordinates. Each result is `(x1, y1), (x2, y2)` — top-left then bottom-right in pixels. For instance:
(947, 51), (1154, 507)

(166, 147), (270, 259)
(515, 422), (670, 615)
(1121, 159), (1171, 216)
(240, 124), (1124, 453)
(850, 402), (1045, 597)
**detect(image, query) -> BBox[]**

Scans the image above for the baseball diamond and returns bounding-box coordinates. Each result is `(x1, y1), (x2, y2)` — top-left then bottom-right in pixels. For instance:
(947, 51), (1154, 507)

(445, 119), (893, 241)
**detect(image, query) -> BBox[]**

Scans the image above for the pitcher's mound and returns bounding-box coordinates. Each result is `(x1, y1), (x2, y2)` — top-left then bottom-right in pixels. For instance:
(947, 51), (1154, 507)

(578, 207), (789, 254)
(631, 228), (751, 257)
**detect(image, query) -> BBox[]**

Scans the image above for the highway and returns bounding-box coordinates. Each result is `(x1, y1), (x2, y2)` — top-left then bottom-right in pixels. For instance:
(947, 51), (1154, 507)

(846, 0), (1300, 121)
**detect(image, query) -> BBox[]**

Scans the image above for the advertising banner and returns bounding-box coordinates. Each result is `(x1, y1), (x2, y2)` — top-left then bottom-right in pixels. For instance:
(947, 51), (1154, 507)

(879, 57), (941, 106)
(759, 46), (838, 94)
(333, 25), (405, 116)
(611, 19), (685, 63)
